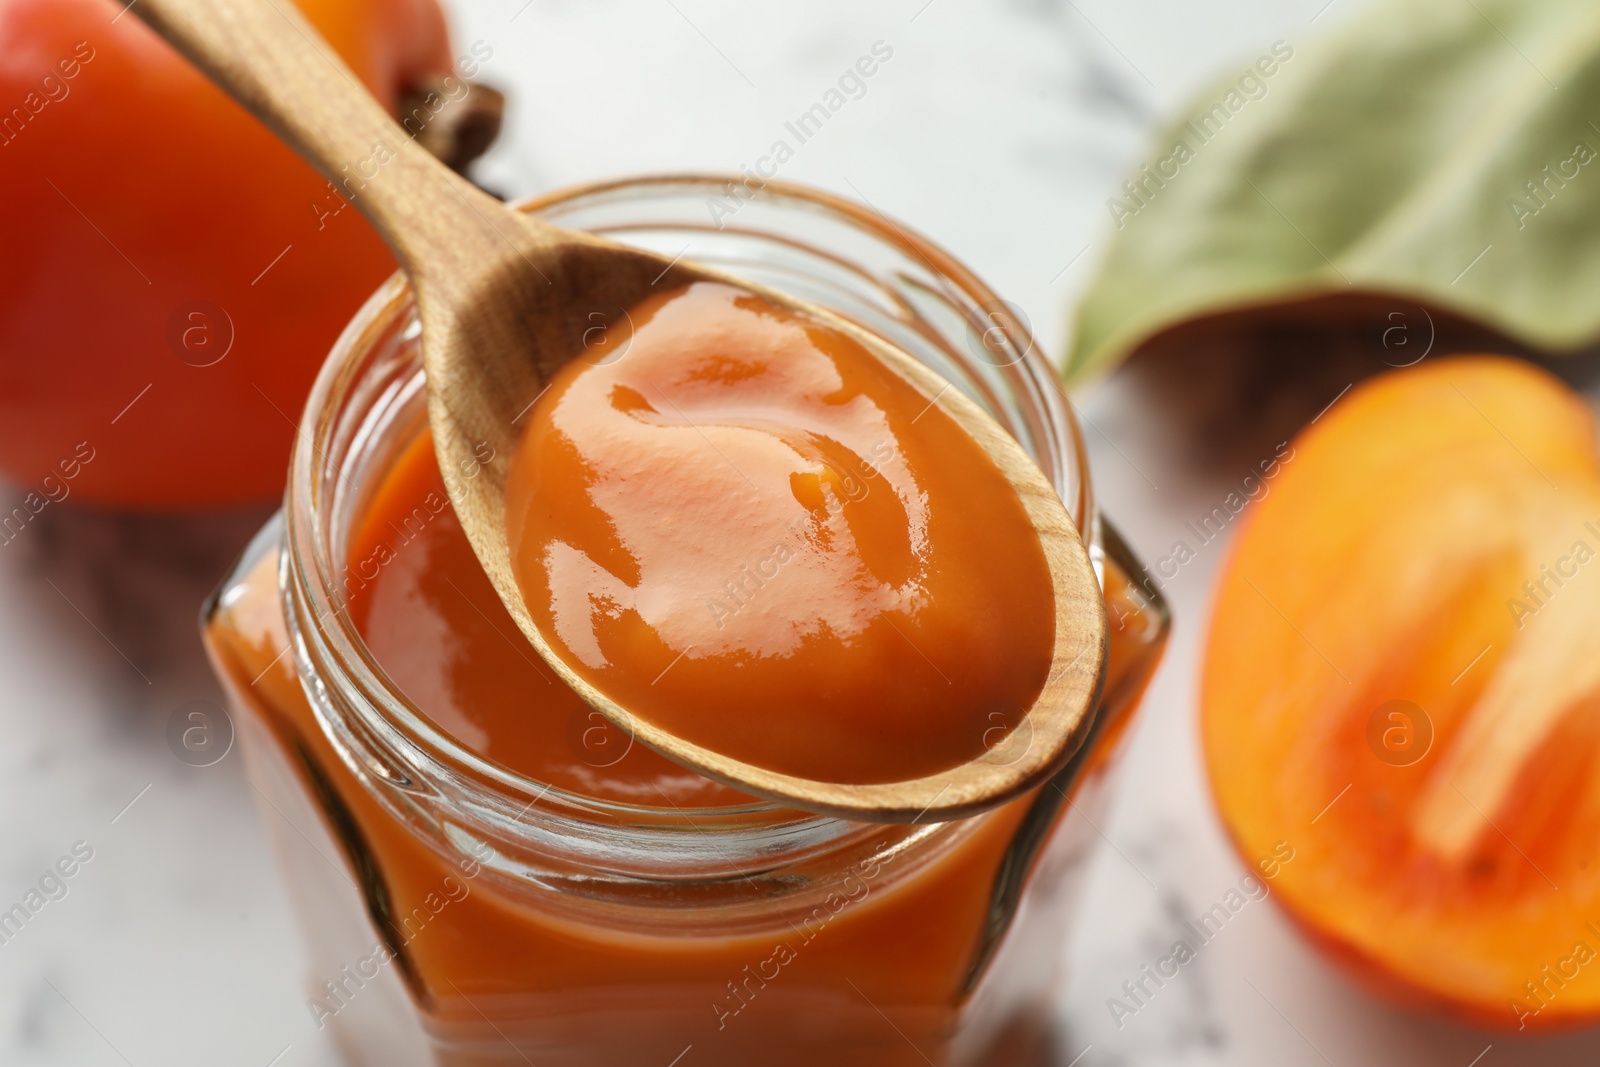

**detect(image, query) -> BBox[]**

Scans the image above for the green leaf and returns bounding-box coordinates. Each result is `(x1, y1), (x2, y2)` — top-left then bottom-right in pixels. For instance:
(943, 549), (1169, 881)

(1065, 0), (1600, 384)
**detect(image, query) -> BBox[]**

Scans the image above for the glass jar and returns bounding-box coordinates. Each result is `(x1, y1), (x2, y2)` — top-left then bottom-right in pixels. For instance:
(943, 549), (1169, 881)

(203, 175), (1168, 1067)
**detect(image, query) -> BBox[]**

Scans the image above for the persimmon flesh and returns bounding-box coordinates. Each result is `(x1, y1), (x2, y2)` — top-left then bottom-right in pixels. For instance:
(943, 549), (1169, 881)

(1204, 356), (1600, 1029)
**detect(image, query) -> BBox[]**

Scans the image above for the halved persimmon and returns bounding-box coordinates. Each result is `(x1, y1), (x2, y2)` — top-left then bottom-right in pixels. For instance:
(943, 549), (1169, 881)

(1203, 355), (1600, 1030)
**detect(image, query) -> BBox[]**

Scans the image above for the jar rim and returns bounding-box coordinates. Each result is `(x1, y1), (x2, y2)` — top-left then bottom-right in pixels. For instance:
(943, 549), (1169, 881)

(283, 173), (1097, 845)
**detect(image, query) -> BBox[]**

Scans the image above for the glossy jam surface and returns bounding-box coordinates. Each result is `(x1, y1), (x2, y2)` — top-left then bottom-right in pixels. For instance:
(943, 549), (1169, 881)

(346, 429), (745, 807)
(504, 282), (1056, 784)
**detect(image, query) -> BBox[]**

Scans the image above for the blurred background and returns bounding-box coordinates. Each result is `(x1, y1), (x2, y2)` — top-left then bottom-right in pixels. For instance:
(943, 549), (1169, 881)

(3, 0), (1598, 1063)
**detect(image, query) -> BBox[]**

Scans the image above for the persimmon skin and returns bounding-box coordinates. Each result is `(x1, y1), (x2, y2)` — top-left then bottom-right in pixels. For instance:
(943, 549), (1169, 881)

(1203, 356), (1600, 1031)
(0, 0), (452, 508)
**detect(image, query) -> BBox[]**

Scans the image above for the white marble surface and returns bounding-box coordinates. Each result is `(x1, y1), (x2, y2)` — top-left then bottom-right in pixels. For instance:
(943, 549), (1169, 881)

(5, 0), (1600, 1064)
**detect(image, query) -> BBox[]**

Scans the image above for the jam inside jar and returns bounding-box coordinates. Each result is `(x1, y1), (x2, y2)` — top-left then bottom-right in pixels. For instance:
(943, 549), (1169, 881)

(202, 176), (1168, 1067)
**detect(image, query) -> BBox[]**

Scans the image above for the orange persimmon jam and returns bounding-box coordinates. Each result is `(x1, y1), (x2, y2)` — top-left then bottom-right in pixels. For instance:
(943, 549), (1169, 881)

(346, 427), (744, 807)
(200, 178), (1172, 1067)
(503, 281), (1056, 784)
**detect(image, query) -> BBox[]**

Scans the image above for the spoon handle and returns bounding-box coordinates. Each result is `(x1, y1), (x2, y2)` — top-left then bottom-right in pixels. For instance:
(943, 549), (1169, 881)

(132, 0), (508, 276)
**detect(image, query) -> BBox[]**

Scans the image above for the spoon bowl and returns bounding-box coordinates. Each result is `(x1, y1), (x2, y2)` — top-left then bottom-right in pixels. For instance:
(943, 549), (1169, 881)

(136, 0), (1108, 822)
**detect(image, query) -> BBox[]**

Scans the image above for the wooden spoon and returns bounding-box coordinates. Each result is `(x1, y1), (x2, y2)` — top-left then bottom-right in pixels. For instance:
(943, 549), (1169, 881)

(135, 0), (1109, 823)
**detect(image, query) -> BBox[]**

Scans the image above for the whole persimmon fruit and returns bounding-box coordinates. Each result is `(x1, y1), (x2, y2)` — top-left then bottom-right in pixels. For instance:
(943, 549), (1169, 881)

(1204, 356), (1600, 1030)
(0, 0), (458, 509)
